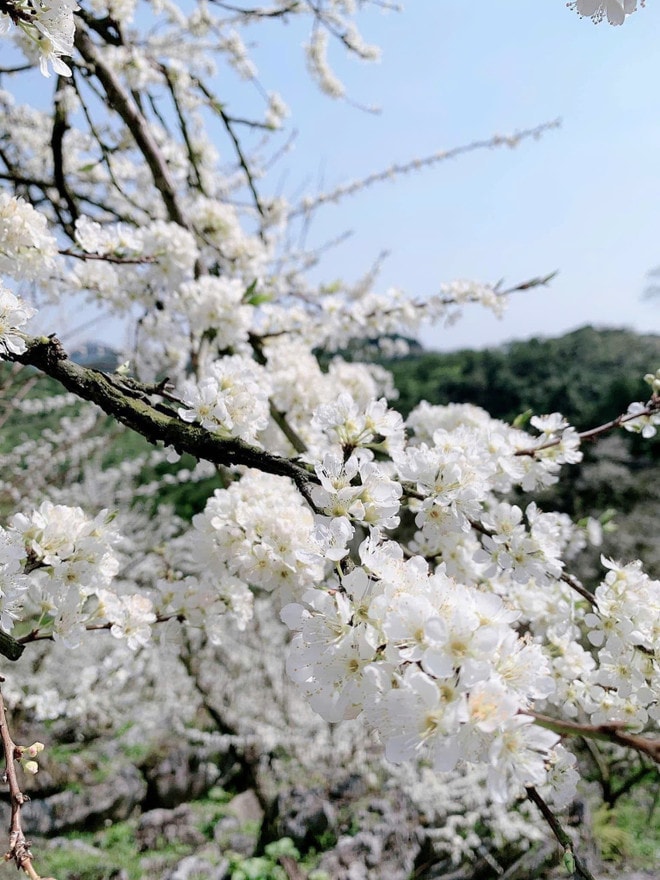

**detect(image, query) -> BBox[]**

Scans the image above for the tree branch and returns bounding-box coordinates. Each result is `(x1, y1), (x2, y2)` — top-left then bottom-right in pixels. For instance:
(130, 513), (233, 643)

(526, 786), (596, 880)
(528, 710), (660, 764)
(515, 394), (660, 457)
(74, 23), (188, 229)
(9, 335), (318, 503)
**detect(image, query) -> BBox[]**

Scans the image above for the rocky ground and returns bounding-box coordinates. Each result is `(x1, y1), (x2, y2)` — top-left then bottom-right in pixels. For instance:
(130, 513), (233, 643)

(0, 728), (655, 880)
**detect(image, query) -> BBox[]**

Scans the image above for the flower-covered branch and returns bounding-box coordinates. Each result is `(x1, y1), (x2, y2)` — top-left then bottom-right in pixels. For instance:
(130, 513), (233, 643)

(9, 334), (318, 501)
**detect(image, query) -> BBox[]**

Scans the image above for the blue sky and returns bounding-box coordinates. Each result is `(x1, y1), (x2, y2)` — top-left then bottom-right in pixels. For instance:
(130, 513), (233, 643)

(241, 1), (660, 352)
(15, 2), (660, 353)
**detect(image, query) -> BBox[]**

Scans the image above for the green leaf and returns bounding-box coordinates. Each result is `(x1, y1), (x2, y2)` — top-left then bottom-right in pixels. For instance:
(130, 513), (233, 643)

(244, 280), (271, 305)
(512, 408), (533, 428)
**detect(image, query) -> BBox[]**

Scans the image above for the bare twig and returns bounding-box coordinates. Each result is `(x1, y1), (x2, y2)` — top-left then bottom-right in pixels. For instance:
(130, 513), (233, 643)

(192, 76), (266, 221)
(559, 572), (595, 606)
(0, 685), (54, 879)
(526, 786), (596, 880)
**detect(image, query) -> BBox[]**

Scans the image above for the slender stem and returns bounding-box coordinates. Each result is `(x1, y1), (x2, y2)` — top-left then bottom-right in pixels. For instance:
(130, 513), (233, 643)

(192, 77), (266, 223)
(468, 517), (595, 606)
(17, 612), (184, 647)
(289, 120), (561, 218)
(526, 786), (596, 880)
(559, 572), (595, 606)
(0, 686), (51, 879)
(515, 394), (660, 457)
(59, 249), (154, 265)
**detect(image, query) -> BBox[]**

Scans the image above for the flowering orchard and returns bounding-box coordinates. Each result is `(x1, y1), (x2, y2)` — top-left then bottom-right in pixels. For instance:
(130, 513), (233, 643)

(0, 0), (657, 877)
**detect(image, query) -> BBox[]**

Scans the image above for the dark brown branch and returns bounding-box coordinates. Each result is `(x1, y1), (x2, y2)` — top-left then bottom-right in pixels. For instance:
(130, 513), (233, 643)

(559, 572), (595, 606)
(51, 77), (79, 236)
(10, 334), (318, 503)
(0, 64), (33, 74)
(526, 787), (596, 880)
(74, 23), (188, 228)
(528, 710), (660, 764)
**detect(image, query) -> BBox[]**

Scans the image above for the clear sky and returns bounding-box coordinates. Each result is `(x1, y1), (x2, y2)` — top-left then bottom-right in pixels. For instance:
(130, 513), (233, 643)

(241, 1), (660, 352)
(18, 2), (660, 353)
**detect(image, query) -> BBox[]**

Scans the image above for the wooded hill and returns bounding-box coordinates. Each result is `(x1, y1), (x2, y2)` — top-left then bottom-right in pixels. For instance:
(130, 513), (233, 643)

(382, 324), (660, 431)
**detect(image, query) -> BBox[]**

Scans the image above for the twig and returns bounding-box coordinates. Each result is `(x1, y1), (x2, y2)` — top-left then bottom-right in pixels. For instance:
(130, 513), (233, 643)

(466, 517), (594, 606)
(525, 787), (596, 880)
(161, 67), (206, 195)
(16, 612), (182, 648)
(0, 684), (54, 879)
(192, 76), (266, 221)
(527, 710), (660, 764)
(559, 572), (595, 606)
(515, 395), (660, 457)
(289, 120), (562, 218)
(59, 248), (154, 265)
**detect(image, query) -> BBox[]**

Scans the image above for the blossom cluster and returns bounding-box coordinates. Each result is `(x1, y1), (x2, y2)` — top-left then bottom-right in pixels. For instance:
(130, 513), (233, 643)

(2, 501), (158, 649)
(0, 285), (35, 356)
(178, 356), (271, 444)
(0, 0), (77, 76)
(0, 193), (57, 281)
(569, 0), (643, 25)
(0, 0), (655, 850)
(280, 529), (584, 806)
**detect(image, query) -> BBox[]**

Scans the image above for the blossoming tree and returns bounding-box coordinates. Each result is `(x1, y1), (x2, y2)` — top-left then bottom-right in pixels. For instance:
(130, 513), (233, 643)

(0, 0), (656, 877)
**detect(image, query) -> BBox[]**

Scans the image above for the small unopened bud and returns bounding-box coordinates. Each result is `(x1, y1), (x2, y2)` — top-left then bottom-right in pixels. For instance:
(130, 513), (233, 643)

(644, 370), (660, 394)
(22, 760), (39, 775)
(563, 848), (575, 874)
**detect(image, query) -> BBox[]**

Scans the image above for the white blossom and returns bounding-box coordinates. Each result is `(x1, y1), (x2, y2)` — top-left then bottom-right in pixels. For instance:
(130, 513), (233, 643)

(0, 286), (35, 355)
(0, 193), (57, 280)
(569, 0), (642, 25)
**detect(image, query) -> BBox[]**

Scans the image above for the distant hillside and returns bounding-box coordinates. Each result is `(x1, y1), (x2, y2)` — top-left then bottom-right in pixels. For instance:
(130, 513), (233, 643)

(70, 342), (119, 371)
(382, 325), (660, 430)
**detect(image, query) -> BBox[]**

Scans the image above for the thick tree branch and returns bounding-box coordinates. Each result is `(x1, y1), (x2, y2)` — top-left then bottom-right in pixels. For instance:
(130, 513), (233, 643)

(528, 710), (660, 764)
(10, 335), (318, 502)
